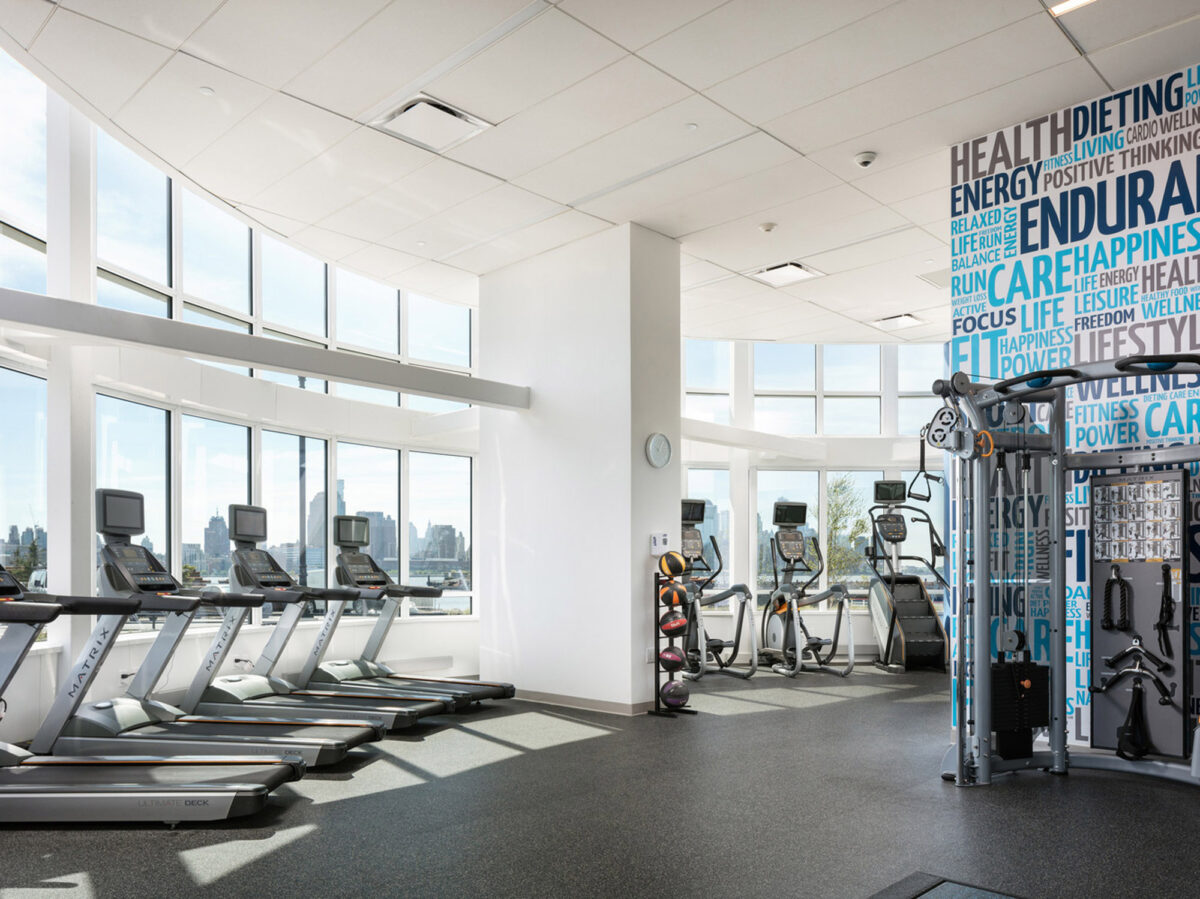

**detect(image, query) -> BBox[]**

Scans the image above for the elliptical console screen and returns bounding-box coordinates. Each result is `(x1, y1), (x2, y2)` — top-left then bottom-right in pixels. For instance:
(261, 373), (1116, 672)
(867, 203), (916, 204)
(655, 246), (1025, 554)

(874, 480), (907, 505)
(681, 499), (706, 525)
(773, 502), (807, 527)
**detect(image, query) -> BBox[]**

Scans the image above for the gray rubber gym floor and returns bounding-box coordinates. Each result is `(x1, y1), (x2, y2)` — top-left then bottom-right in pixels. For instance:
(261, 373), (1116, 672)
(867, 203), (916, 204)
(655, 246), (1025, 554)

(2, 669), (1197, 898)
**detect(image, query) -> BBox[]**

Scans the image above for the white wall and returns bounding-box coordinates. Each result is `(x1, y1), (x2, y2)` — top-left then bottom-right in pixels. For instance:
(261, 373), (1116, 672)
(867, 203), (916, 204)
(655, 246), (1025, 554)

(0, 614), (478, 744)
(478, 224), (680, 713)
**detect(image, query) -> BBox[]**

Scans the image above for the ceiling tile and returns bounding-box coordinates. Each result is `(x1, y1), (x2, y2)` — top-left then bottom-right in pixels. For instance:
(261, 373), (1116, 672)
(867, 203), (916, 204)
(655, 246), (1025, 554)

(768, 13), (1077, 155)
(853, 150), (949, 205)
(186, 93), (358, 203)
(340, 243), (425, 280)
(577, 132), (796, 224)
(681, 258), (732, 289)
(707, 0), (1043, 125)
(291, 226), (369, 261)
(634, 156), (842, 239)
(58, 0), (223, 49)
(678, 184), (893, 272)
(30, 10), (172, 116)
(444, 209), (610, 273)
(802, 57), (1106, 184)
(384, 183), (565, 258)
(396, 260), (479, 305)
(558, 0), (726, 50)
(445, 55), (692, 180)
(1088, 15), (1200, 88)
(683, 275), (769, 305)
(315, 192), (423, 242)
(803, 227), (945, 274)
(0, 0), (56, 47)
(114, 53), (272, 167)
(1058, 0), (1200, 52)
(891, 188), (948, 225)
(236, 204), (309, 237)
(283, 0), (532, 119)
(639, 0), (895, 90)
(184, 0), (389, 89)
(513, 93), (754, 203)
(425, 8), (625, 124)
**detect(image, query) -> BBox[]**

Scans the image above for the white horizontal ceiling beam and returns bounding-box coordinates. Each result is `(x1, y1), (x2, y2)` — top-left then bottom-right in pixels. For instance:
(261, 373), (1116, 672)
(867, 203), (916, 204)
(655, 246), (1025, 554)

(0, 288), (530, 410)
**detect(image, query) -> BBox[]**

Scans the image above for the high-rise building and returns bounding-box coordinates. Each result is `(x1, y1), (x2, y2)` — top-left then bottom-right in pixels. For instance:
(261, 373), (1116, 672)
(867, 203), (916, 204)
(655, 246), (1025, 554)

(357, 511), (397, 562)
(204, 514), (229, 559)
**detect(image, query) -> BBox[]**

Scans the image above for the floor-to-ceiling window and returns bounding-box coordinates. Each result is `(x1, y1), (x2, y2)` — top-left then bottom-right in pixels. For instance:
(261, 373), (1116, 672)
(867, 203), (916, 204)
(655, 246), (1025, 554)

(0, 369), (46, 586)
(408, 452), (472, 614)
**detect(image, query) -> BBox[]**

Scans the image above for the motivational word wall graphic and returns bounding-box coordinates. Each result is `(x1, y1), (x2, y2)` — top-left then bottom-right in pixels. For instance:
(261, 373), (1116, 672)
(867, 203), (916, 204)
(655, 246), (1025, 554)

(946, 63), (1200, 742)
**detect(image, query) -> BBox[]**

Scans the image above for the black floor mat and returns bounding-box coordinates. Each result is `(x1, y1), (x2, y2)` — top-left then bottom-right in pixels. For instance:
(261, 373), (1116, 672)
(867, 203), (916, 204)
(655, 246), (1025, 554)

(871, 872), (1024, 899)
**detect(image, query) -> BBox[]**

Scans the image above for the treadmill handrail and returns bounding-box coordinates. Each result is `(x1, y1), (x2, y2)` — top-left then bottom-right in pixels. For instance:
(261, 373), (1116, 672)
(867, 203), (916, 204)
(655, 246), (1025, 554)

(29, 594), (141, 615)
(0, 600), (62, 624)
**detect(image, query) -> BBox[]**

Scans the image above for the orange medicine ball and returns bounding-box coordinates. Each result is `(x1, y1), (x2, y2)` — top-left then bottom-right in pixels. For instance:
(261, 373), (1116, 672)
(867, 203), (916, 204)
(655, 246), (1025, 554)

(658, 551), (687, 578)
(659, 581), (687, 606)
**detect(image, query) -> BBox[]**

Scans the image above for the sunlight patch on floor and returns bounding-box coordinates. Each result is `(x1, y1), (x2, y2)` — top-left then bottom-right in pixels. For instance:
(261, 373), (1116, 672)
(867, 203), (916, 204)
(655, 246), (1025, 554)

(179, 824), (315, 887)
(458, 711), (609, 750)
(800, 683), (902, 699)
(708, 687), (850, 710)
(1, 872), (95, 898)
(680, 693), (788, 716)
(291, 764), (427, 805)
(377, 728), (523, 778)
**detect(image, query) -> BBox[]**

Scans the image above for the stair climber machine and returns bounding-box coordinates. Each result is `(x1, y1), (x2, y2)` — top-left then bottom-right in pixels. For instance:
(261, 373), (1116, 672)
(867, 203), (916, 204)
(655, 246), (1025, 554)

(865, 480), (950, 671)
(761, 502), (854, 677)
(40, 489), (386, 767)
(0, 567), (304, 823)
(327, 515), (515, 703)
(185, 504), (454, 728)
(678, 499), (758, 680)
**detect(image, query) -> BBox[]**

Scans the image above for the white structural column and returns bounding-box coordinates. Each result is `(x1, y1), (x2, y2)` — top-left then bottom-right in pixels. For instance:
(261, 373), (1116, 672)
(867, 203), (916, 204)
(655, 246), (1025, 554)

(42, 94), (97, 665)
(477, 224), (680, 714)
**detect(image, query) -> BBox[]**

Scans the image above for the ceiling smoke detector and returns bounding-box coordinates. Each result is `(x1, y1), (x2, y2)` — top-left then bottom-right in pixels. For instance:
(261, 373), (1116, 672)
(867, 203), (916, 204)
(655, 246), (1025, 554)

(872, 313), (923, 331)
(750, 262), (821, 287)
(375, 96), (490, 152)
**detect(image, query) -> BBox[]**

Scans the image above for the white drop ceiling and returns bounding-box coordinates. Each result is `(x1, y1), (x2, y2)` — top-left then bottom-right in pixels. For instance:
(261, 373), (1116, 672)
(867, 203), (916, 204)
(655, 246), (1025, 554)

(0, 0), (1196, 341)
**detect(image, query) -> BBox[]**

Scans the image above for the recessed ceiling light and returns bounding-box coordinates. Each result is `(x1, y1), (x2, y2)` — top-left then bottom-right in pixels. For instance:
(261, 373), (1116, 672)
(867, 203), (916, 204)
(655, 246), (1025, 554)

(416, 241), (427, 248)
(375, 95), (490, 152)
(872, 313), (923, 331)
(198, 86), (215, 96)
(685, 122), (699, 131)
(1049, 0), (1098, 15)
(750, 262), (821, 287)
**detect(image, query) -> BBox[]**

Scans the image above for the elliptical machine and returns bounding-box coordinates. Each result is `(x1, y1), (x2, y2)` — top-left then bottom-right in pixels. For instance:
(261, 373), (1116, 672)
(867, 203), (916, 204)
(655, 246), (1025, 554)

(760, 502), (854, 677)
(678, 499), (758, 680)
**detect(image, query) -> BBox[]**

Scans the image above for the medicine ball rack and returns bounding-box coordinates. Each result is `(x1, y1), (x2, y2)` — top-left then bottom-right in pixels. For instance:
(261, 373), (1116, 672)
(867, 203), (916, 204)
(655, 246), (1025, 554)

(650, 570), (696, 718)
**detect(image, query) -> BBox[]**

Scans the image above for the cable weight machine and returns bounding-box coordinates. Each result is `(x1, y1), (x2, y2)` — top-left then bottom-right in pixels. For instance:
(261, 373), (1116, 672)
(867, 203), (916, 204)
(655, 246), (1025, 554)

(928, 353), (1200, 787)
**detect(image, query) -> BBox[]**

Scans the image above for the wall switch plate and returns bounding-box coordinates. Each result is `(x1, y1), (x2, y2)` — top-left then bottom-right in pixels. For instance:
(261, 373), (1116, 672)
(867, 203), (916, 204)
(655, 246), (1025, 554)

(650, 532), (670, 554)
(645, 646), (655, 664)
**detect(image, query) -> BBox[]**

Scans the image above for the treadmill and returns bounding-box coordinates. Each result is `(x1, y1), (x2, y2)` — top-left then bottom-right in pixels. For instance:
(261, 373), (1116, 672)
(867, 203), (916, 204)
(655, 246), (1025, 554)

(325, 515), (515, 703)
(0, 568), (303, 823)
(53, 489), (386, 767)
(182, 504), (451, 729)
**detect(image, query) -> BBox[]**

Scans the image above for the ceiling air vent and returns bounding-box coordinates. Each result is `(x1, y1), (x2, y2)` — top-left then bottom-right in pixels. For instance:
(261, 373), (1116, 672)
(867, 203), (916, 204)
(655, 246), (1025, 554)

(918, 267), (953, 289)
(376, 96), (489, 152)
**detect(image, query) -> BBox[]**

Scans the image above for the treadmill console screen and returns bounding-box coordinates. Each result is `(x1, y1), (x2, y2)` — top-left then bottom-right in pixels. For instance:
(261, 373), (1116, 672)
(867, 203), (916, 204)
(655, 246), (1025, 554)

(238, 550), (291, 587)
(681, 499), (706, 526)
(98, 490), (144, 536)
(874, 480), (907, 505)
(111, 545), (176, 590)
(242, 550), (276, 574)
(773, 502), (807, 527)
(341, 553), (381, 582)
(335, 516), (370, 547)
(230, 506), (267, 543)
